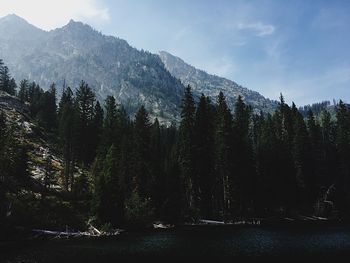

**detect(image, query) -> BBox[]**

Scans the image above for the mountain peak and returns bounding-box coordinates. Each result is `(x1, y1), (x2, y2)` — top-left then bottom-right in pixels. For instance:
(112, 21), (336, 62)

(0, 14), (45, 40)
(0, 13), (30, 24)
(64, 19), (92, 30)
(67, 19), (82, 26)
(59, 19), (97, 36)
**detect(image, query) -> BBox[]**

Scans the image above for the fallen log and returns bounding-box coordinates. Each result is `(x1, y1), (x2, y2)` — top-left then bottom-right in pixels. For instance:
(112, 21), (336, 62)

(32, 225), (123, 239)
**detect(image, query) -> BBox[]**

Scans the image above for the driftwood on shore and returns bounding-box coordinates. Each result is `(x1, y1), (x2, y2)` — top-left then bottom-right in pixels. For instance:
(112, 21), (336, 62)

(153, 222), (175, 229)
(32, 224), (123, 239)
(199, 219), (261, 226)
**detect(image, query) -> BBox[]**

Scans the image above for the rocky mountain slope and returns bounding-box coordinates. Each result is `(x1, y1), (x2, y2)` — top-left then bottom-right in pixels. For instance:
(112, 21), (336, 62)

(0, 14), (183, 123)
(0, 91), (91, 229)
(0, 91), (62, 191)
(0, 14), (276, 123)
(159, 51), (277, 113)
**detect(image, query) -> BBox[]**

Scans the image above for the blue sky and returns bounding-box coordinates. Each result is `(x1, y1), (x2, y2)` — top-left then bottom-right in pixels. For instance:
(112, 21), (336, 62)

(1, 0), (349, 105)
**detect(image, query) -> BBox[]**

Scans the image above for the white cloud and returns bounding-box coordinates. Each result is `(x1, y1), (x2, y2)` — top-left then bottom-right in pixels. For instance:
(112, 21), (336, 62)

(237, 22), (275, 37)
(0, 0), (110, 30)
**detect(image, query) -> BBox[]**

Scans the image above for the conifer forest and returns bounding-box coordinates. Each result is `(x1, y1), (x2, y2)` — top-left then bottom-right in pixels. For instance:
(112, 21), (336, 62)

(1, 59), (350, 231)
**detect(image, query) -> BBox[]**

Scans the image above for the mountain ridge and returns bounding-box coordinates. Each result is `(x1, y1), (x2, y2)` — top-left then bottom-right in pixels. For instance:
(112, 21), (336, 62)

(0, 14), (276, 122)
(159, 51), (277, 112)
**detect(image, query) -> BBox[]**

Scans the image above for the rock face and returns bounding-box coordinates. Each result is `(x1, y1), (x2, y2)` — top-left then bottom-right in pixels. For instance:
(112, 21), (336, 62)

(159, 51), (278, 113)
(0, 90), (30, 116)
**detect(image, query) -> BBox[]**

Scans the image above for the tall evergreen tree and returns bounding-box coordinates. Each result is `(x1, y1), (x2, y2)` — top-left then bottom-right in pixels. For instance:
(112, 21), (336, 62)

(320, 110), (337, 187)
(58, 87), (78, 191)
(214, 91), (233, 219)
(0, 64), (16, 95)
(36, 83), (57, 132)
(101, 96), (117, 151)
(132, 105), (152, 197)
(91, 101), (104, 158)
(18, 79), (29, 102)
(150, 118), (163, 214)
(75, 81), (96, 165)
(306, 109), (323, 201)
(178, 85), (197, 217)
(194, 94), (215, 218)
(232, 95), (255, 216)
(291, 103), (312, 210)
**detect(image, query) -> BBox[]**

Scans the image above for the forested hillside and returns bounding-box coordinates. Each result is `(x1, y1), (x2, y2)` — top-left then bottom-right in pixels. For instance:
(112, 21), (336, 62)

(1, 59), (350, 231)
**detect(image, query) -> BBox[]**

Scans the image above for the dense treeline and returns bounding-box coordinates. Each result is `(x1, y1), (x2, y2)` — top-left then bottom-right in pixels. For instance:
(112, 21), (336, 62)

(298, 101), (332, 117)
(1, 59), (350, 229)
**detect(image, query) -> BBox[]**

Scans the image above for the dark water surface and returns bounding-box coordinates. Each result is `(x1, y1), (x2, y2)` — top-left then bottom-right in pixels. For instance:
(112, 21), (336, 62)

(3, 225), (350, 262)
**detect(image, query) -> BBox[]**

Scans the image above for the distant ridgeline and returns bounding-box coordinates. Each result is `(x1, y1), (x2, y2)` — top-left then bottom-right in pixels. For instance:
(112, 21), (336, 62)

(298, 100), (350, 121)
(1, 58), (350, 231)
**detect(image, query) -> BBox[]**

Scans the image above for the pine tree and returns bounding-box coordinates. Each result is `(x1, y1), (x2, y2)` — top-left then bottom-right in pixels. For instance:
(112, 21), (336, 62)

(58, 87), (78, 191)
(150, 118), (163, 214)
(194, 94), (215, 218)
(75, 81), (96, 165)
(274, 95), (297, 213)
(0, 64), (16, 95)
(291, 103), (312, 210)
(320, 110), (337, 187)
(36, 83), (57, 132)
(232, 95), (255, 216)
(256, 114), (278, 213)
(91, 101), (104, 159)
(101, 96), (117, 151)
(306, 109), (323, 201)
(214, 91), (233, 219)
(132, 105), (152, 197)
(178, 85), (197, 218)
(18, 79), (29, 102)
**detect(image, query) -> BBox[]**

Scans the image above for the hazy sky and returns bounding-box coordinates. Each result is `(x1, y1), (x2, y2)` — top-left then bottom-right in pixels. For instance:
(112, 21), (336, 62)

(1, 0), (349, 105)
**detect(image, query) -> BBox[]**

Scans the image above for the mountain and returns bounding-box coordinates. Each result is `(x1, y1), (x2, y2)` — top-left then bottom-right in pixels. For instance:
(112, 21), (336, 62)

(159, 51), (277, 112)
(0, 14), (275, 123)
(0, 14), (183, 124)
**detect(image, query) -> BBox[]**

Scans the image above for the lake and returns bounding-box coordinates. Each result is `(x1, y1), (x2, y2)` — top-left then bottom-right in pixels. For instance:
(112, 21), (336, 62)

(3, 225), (350, 262)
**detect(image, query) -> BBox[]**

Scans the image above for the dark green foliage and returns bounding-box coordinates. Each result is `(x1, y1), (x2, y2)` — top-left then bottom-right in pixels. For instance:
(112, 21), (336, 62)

(2, 59), (350, 228)
(194, 95), (215, 218)
(213, 92), (233, 219)
(18, 79), (29, 102)
(132, 105), (152, 196)
(125, 191), (154, 228)
(37, 84), (57, 131)
(92, 145), (125, 226)
(335, 101), (350, 215)
(101, 96), (117, 149)
(0, 111), (29, 223)
(178, 85), (197, 215)
(0, 60), (16, 95)
(75, 81), (97, 165)
(299, 101), (331, 117)
(232, 95), (256, 216)
(58, 86), (78, 191)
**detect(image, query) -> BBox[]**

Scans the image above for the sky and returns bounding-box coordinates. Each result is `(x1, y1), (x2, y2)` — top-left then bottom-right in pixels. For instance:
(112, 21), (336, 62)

(0, 0), (349, 105)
